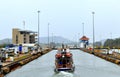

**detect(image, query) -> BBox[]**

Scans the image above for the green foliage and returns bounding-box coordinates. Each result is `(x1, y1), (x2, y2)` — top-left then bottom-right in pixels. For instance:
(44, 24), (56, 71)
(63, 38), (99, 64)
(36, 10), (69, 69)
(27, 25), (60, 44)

(104, 38), (120, 48)
(0, 44), (7, 48)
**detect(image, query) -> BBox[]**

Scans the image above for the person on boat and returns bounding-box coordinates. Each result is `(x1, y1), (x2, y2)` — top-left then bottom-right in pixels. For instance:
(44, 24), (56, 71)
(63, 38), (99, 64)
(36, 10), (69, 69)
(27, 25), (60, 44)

(58, 59), (63, 64)
(61, 48), (66, 54)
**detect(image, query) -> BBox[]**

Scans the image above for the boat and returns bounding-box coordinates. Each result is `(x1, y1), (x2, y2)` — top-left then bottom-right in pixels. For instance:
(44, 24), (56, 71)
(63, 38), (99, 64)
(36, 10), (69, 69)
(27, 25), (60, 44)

(54, 48), (75, 72)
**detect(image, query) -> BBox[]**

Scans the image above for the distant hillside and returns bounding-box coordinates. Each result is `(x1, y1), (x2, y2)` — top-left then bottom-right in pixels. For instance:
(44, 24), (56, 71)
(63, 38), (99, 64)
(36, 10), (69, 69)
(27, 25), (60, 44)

(0, 38), (12, 44)
(104, 38), (120, 48)
(39, 36), (74, 44)
(0, 36), (74, 45)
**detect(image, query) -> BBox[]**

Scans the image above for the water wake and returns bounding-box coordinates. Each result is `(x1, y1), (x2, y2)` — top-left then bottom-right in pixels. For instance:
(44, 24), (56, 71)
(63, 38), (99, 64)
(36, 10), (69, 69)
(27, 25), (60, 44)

(53, 71), (73, 77)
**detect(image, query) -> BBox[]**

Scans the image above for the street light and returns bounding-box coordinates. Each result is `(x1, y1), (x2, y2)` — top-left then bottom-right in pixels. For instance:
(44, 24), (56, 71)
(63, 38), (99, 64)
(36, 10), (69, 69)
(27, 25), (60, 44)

(82, 22), (84, 36)
(78, 33), (80, 48)
(48, 23), (50, 48)
(38, 10), (40, 46)
(92, 12), (95, 54)
(52, 33), (53, 43)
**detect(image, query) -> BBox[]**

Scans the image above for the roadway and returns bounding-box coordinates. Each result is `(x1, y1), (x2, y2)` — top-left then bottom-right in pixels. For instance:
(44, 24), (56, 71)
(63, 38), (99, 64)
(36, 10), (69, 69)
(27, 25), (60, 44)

(6, 50), (120, 77)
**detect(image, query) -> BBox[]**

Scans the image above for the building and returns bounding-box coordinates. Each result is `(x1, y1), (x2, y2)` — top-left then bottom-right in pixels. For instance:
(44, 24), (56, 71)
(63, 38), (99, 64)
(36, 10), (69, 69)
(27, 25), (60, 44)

(12, 28), (37, 44)
(79, 36), (89, 48)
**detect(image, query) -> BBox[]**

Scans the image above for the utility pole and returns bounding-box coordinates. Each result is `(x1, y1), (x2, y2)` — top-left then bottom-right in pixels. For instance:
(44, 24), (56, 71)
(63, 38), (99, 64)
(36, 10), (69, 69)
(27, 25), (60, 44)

(23, 21), (25, 30)
(48, 23), (50, 48)
(37, 10), (40, 46)
(52, 33), (53, 43)
(82, 22), (84, 36)
(92, 11), (95, 54)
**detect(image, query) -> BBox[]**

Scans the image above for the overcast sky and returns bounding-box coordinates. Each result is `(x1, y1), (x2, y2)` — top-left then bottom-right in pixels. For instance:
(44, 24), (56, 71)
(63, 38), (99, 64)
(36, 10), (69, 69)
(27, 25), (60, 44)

(0, 0), (120, 42)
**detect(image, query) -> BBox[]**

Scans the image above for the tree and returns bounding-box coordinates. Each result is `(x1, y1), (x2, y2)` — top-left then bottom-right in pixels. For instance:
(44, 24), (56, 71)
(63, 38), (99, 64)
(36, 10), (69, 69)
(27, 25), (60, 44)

(104, 38), (120, 48)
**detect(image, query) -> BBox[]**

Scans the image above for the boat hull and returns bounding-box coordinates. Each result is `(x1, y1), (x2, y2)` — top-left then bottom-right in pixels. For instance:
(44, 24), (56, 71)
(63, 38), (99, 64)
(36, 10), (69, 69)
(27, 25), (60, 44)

(54, 65), (75, 73)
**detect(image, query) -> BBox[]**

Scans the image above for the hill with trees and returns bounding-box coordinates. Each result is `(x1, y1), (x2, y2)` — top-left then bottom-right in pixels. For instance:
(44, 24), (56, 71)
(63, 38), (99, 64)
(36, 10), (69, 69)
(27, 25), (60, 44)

(104, 38), (120, 48)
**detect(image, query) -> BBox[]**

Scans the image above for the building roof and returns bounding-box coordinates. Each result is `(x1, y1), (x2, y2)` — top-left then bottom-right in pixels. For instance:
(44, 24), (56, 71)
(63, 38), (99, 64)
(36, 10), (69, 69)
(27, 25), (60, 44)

(18, 30), (37, 33)
(80, 36), (89, 41)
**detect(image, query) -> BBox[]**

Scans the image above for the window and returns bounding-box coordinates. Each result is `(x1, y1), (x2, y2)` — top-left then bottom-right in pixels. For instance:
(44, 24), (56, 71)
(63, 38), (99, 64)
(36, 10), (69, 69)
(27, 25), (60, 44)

(16, 35), (18, 44)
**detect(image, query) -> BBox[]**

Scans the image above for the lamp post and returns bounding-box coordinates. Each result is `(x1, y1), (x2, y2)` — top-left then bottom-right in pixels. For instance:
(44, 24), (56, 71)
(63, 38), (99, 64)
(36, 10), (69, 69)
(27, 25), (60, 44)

(92, 12), (95, 54)
(78, 33), (80, 48)
(82, 22), (84, 36)
(38, 10), (40, 46)
(110, 32), (112, 49)
(48, 23), (50, 48)
(52, 33), (53, 43)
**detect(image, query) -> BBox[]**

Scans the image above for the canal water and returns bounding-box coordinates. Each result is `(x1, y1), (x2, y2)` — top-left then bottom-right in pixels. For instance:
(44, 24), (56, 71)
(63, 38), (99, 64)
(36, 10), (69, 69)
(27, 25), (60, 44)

(6, 50), (120, 77)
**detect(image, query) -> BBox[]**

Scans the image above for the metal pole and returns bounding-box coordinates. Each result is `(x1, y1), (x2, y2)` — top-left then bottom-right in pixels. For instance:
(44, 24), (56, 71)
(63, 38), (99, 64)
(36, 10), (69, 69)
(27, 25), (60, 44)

(110, 32), (112, 48)
(48, 23), (50, 47)
(23, 21), (25, 30)
(82, 22), (84, 36)
(52, 33), (53, 43)
(92, 12), (95, 54)
(110, 32), (112, 39)
(38, 11), (40, 46)
(78, 33), (80, 48)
